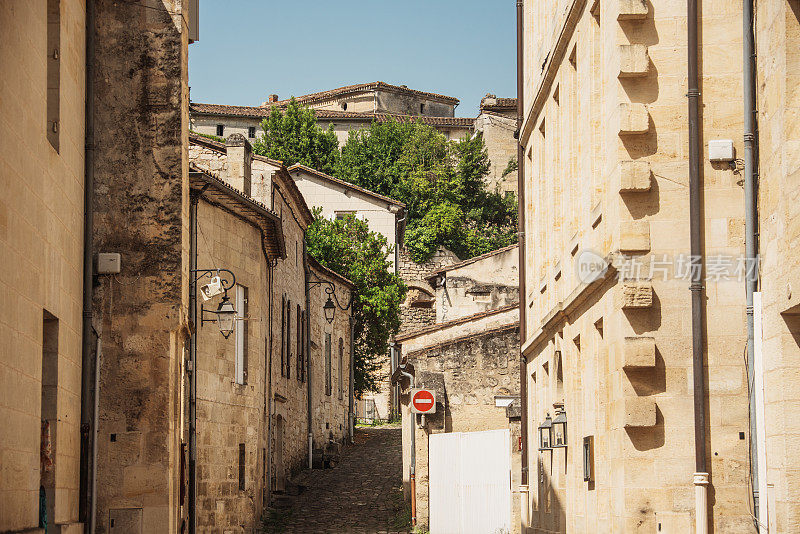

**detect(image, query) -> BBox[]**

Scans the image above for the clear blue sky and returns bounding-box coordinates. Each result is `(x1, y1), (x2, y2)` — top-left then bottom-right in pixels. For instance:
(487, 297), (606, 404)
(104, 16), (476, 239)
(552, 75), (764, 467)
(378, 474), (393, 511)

(188, 1), (516, 118)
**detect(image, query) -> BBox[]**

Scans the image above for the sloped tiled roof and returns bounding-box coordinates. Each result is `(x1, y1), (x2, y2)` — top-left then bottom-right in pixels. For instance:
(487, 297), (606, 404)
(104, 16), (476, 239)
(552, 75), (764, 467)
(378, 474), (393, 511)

(288, 164), (406, 208)
(190, 103), (474, 129)
(189, 163), (286, 260)
(425, 243), (519, 281)
(265, 82), (460, 107)
(480, 96), (518, 113)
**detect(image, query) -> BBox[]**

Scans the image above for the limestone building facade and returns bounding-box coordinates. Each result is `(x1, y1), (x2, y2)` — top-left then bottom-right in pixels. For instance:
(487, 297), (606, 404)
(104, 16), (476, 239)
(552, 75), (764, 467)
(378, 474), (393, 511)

(518, 0), (755, 532)
(0, 1), (86, 531)
(189, 102), (475, 147)
(753, 1), (800, 531)
(475, 96), (519, 194)
(395, 247), (521, 532)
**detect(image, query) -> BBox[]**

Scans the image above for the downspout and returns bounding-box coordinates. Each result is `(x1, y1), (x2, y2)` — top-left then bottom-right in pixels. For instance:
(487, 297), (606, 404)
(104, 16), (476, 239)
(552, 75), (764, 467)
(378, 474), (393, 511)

(687, 1), (709, 532)
(393, 210), (406, 418)
(742, 0), (761, 527)
(304, 241), (313, 469)
(396, 360), (416, 526)
(79, 1), (96, 530)
(188, 188), (203, 534)
(516, 0), (529, 505)
(349, 314), (355, 443)
(266, 262), (274, 503)
(90, 333), (101, 534)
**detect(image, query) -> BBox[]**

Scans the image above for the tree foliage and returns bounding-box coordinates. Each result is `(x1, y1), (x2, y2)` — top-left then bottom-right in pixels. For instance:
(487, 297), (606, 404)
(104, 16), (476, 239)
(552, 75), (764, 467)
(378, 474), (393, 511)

(336, 119), (517, 262)
(252, 98), (339, 175)
(305, 210), (407, 396)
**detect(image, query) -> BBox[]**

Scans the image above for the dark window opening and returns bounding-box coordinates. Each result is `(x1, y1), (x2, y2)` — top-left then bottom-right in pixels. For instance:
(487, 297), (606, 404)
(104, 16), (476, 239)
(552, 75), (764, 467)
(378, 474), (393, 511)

(420, 103), (425, 113)
(280, 296), (285, 377)
(338, 337), (344, 400)
(286, 299), (291, 379)
(216, 124), (224, 137)
(47, 0), (60, 151)
(325, 333), (332, 396)
(248, 126), (256, 138)
(296, 305), (303, 381)
(238, 443), (245, 490)
(341, 102), (348, 111)
(40, 310), (59, 526)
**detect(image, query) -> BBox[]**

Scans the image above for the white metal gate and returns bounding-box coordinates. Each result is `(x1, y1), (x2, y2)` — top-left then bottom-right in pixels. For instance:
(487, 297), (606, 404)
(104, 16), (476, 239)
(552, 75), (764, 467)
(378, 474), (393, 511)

(429, 429), (511, 534)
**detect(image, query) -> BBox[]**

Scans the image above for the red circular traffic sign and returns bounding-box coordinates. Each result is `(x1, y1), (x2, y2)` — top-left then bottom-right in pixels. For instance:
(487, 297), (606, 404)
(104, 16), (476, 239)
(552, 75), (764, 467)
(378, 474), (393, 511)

(412, 389), (435, 414)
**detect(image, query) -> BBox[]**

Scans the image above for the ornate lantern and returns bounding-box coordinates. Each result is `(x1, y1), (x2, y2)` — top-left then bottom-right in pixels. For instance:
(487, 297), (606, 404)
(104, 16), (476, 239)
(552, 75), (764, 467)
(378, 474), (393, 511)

(538, 413), (553, 451)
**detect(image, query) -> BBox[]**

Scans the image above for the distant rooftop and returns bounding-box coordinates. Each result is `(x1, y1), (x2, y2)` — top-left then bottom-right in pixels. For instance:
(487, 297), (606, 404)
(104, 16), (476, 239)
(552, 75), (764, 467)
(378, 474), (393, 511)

(261, 81), (461, 107)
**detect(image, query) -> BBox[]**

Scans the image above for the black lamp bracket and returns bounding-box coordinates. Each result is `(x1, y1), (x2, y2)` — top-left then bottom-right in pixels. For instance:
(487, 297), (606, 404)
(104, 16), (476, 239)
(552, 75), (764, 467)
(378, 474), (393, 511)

(306, 272), (354, 311)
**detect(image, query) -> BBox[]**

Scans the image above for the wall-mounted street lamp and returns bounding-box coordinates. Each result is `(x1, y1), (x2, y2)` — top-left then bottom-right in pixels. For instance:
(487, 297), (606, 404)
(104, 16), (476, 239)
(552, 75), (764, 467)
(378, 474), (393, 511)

(308, 273), (353, 324)
(193, 268), (238, 338)
(538, 413), (553, 451)
(552, 408), (567, 448)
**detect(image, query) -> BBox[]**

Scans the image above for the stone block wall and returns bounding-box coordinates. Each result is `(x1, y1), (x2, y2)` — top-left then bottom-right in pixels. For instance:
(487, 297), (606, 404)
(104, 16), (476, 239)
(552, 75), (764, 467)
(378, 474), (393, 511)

(308, 265), (353, 449)
(93, 1), (190, 532)
(756, 1), (800, 531)
(0, 1), (86, 530)
(402, 325), (521, 531)
(194, 200), (269, 532)
(519, 0), (752, 531)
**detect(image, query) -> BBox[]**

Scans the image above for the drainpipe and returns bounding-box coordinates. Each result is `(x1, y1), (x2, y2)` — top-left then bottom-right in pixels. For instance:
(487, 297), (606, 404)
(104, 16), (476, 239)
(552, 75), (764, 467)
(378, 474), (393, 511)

(687, 1), (709, 532)
(304, 241), (313, 469)
(188, 188), (204, 534)
(515, 0), (529, 496)
(266, 262), (274, 504)
(742, 0), (762, 528)
(396, 360), (416, 526)
(79, 1), (96, 530)
(348, 314), (355, 443)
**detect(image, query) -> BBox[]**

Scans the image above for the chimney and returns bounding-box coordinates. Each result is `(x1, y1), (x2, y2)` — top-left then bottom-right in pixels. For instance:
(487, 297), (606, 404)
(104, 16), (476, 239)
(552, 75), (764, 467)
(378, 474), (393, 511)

(225, 133), (252, 196)
(268, 94), (278, 103)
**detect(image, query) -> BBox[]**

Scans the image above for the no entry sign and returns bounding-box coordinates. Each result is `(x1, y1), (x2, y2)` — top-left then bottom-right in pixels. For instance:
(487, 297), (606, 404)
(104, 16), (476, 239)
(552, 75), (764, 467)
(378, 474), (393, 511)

(411, 388), (436, 414)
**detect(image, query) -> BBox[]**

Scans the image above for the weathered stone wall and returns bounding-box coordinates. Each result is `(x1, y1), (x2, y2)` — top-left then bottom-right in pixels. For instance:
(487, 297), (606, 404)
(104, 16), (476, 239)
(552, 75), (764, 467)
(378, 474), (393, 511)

(93, 1), (190, 533)
(401, 325), (521, 531)
(0, 1), (85, 530)
(398, 246), (459, 283)
(433, 245), (519, 323)
(268, 174), (311, 486)
(194, 200), (269, 532)
(756, 1), (800, 531)
(374, 91), (455, 117)
(475, 111), (519, 194)
(308, 265), (353, 449)
(519, 0), (751, 531)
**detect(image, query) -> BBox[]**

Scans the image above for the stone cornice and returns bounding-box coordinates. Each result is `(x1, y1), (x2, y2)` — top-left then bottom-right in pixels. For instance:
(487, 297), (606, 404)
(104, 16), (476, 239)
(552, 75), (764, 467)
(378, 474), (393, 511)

(520, 0), (587, 146)
(521, 263), (617, 358)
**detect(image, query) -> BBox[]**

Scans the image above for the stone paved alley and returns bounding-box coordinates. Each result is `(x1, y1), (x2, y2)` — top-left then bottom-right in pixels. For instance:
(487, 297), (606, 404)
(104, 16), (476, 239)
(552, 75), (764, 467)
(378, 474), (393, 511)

(266, 425), (409, 534)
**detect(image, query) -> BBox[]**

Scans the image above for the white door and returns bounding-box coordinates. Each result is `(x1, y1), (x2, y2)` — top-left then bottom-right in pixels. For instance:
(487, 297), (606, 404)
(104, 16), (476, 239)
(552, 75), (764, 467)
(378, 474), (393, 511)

(429, 429), (511, 534)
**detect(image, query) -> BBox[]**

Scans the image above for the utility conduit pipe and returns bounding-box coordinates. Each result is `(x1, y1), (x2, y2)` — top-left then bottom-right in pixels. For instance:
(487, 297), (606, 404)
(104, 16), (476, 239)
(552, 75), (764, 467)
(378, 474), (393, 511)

(396, 361), (416, 526)
(687, 0), (709, 532)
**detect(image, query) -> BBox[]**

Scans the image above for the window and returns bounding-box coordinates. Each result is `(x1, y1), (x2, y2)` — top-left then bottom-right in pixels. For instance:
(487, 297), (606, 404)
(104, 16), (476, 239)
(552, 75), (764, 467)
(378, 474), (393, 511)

(280, 296), (286, 378)
(420, 103), (425, 113)
(47, 0), (60, 151)
(338, 338), (344, 400)
(216, 124), (224, 137)
(341, 102), (348, 111)
(285, 299), (291, 379)
(235, 285), (248, 384)
(238, 443), (245, 491)
(325, 333), (332, 396)
(41, 311), (58, 523)
(296, 304), (303, 381)
(335, 211), (356, 220)
(248, 126), (256, 138)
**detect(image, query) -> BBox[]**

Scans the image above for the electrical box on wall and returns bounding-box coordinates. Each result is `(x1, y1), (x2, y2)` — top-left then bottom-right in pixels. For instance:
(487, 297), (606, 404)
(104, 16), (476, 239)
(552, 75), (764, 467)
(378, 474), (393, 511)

(709, 139), (735, 162)
(97, 252), (121, 274)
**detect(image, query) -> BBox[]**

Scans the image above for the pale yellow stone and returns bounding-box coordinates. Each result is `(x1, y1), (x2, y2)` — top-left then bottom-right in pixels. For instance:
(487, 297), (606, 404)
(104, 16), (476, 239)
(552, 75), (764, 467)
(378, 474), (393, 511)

(623, 397), (657, 427)
(619, 160), (652, 192)
(619, 282), (654, 309)
(618, 103), (650, 135)
(618, 45), (650, 78)
(617, 0), (649, 20)
(623, 336), (656, 367)
(619, 221), (651, 251)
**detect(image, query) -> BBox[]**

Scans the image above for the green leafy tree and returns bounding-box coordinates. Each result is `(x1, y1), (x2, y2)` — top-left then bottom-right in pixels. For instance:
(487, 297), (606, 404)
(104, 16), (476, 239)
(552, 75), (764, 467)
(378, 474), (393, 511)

(336, 119), (517, 262)
(252, 98), (339, 174)
(305, 210), (407, 396)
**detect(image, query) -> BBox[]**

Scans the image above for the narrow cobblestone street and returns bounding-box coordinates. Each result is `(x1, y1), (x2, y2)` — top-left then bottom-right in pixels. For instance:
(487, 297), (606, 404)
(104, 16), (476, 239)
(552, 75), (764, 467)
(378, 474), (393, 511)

(267, 425), (409, 534)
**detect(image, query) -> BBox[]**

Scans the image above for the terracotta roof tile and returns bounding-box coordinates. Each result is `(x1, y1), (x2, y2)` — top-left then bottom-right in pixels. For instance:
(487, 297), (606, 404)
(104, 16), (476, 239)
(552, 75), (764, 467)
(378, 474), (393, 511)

(480, 96), (518, 112)
(264, 82), (460, 107)
(190, 103), (474, 129)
